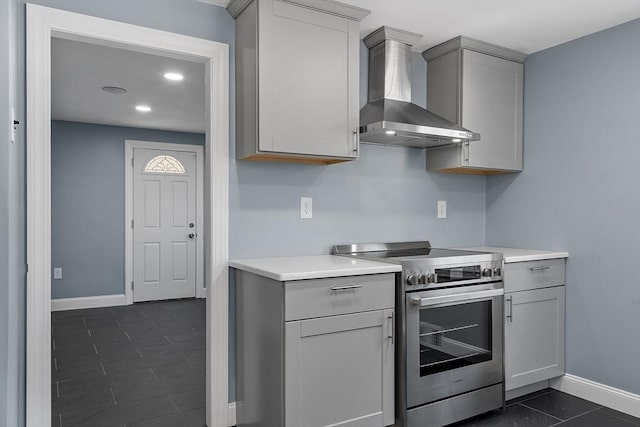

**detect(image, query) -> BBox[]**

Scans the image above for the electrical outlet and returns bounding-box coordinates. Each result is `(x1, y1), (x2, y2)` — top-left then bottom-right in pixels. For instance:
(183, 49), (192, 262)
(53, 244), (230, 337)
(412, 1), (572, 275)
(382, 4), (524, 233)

(300, 197), (312, 219)
(437, 200), (447, 219)
(53, 268), (62, 280)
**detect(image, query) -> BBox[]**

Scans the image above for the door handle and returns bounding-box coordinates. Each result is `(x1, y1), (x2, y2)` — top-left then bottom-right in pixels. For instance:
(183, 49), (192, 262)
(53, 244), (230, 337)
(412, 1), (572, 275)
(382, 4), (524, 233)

(388, 312), (394, 344)
(188, 233), (196, 239)
(506, 295), (513, 323)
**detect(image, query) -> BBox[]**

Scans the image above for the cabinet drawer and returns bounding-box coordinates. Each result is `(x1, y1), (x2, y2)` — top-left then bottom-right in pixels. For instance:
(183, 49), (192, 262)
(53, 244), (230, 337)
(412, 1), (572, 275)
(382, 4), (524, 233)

(285, 274), (395, 321)
(504, 259), (565, 293)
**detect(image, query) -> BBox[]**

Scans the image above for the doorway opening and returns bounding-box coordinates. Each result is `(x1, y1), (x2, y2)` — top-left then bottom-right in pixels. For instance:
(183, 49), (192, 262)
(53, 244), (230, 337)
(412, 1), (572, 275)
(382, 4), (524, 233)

(27, 5), (229, 427)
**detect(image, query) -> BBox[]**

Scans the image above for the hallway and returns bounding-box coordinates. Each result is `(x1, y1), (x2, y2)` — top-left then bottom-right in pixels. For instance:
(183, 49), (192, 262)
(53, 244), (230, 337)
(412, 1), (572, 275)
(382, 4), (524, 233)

(51, 299), (206, 427)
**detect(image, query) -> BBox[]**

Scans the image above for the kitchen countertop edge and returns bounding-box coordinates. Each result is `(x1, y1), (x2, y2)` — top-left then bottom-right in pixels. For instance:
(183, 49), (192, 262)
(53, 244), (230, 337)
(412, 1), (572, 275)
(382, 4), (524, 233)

(229, 255), (402, 281)
(457, 246), (569, 263)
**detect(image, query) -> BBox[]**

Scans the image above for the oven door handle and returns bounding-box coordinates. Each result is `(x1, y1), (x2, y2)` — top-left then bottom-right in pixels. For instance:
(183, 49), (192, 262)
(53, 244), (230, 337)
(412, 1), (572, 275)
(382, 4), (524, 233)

(410, 288), (504, 307)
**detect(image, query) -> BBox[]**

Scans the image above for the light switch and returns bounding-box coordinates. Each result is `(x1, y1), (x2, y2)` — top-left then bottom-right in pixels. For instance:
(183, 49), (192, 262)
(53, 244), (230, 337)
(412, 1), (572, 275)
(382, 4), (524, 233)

(53, 268), (62, 280)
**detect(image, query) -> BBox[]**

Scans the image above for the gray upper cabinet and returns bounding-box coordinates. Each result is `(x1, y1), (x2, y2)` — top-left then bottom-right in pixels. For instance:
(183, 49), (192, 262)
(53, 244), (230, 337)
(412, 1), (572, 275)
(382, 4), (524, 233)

(422, 37), (526, 174)
(228, 0), (369, 164)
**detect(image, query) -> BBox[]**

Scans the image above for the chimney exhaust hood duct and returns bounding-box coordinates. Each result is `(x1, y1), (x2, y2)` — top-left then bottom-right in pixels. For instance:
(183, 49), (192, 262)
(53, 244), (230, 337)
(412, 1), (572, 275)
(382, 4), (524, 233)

(359, 27), (480, 148)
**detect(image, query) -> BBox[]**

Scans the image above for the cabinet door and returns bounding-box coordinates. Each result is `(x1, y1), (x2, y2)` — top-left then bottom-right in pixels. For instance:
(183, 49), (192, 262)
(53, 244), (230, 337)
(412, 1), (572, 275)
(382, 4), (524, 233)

(505, 286), (565, 391)
(285, 309), (394, 427)
(462, 50), (523, 171)
(259, 0), (359, 158)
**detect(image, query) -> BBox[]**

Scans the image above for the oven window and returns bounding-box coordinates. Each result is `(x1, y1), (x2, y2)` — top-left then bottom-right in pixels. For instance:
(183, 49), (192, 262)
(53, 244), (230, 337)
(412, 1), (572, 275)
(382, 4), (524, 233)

(419, 300), (492, 376)
(435, 265), (481, 283)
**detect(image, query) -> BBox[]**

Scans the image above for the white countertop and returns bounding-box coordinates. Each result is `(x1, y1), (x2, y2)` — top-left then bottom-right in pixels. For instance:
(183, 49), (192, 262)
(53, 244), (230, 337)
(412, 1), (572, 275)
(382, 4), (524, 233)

(457, 246), (569, 263)
(229, 255), (402, 281)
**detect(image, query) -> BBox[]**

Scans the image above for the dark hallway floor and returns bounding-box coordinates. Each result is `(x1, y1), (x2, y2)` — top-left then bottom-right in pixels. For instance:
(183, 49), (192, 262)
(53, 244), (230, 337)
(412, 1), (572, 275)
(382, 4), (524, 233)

(51, 298), (206, 427)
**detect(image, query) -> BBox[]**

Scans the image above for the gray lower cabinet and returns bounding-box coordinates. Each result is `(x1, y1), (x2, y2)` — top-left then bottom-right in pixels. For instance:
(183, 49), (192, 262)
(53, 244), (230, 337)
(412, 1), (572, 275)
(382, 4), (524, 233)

(422, 37), (526, 174)
(235, 270), (395, 426)
(228, 0), (368, 164)
(503, 259), (566, 391)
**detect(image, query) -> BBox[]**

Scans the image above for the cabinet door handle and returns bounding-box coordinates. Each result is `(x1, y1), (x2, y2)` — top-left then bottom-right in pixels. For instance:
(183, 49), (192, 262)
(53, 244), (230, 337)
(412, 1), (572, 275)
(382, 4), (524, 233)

(506, 295), (513, 323)
(352, 127), (359, 155)
(462, 142), (470, 164)
(330, 284), (362, 292)
(388, 312), (394, 344)
(529, 266), (550, 272)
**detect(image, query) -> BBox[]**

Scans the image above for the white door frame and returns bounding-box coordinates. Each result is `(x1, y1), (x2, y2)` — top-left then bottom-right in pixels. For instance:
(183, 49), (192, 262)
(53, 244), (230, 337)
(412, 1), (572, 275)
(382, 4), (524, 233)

(124, 140), (206, 304)
(26, 5), (229, 427)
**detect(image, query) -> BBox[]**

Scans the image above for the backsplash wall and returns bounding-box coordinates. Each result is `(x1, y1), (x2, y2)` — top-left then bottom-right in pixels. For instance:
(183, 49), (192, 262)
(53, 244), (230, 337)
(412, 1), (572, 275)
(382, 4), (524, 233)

(229, 47), (487, 259)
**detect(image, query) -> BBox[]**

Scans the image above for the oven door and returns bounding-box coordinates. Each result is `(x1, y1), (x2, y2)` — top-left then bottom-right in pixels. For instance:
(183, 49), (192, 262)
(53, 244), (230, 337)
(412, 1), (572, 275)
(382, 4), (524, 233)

(405, 284), (504, 407)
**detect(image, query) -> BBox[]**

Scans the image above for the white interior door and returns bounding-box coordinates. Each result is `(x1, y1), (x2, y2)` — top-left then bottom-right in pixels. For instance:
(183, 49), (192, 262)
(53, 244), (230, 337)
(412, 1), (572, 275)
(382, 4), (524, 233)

(133, 148), (199, 302)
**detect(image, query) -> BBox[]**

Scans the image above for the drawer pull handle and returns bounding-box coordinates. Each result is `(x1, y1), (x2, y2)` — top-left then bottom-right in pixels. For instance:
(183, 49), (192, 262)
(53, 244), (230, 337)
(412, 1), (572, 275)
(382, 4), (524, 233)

(530, 266), (550, 272)
(331, 284), (362, 292)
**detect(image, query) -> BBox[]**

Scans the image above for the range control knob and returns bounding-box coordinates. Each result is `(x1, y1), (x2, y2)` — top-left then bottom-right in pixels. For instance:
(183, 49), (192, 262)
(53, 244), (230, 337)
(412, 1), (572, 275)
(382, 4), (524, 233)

(425, 273), (436, 284)
(493, 267), (502, 277)
(406, 274), (419, 286)
(482, 268), (493, 278)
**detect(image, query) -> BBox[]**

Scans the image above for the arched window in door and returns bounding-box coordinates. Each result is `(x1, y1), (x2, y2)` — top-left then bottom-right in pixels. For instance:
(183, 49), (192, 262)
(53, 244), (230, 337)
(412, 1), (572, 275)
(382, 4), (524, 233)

(143, 154), (186, 174)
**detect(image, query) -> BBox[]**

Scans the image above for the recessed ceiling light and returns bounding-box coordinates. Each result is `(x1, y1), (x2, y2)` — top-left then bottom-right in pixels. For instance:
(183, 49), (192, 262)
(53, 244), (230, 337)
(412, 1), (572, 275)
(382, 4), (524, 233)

(385, 130), (396, 135)
(135, 105), (152, 112)
(102, 86), (127, 94)
(164, 72), (184, 81)
(452, 138), (462, 142)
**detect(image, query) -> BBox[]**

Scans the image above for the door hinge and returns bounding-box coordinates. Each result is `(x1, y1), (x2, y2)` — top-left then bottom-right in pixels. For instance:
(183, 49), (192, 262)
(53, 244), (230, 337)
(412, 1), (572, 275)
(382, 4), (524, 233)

(131, 157), (134, 167)
(131, 281), (134, 290)
(131, 219), (134, 229)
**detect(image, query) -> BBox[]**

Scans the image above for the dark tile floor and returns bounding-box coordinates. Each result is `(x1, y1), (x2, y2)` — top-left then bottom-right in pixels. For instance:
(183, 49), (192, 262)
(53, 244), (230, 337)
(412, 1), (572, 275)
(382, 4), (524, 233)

(454, 388), (640, 427)
(52, 300), (640, 427)
(51, 299), (206, 427)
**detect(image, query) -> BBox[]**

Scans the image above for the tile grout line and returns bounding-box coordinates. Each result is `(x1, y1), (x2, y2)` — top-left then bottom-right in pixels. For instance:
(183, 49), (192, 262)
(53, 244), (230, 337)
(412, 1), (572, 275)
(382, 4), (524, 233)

(168, 395), (182, 414)
(546, 406), (604, 427)
(149, 367), (160, 383)
(110, 387), (118, 406)
(517, 402), (564, 422)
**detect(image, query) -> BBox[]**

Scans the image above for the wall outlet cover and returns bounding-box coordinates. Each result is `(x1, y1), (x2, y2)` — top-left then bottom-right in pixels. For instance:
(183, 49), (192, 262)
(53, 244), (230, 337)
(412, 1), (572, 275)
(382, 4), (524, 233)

(300, 197), (312, 219)
(53, 268), (62, 280)
(437, 200), (447, 219)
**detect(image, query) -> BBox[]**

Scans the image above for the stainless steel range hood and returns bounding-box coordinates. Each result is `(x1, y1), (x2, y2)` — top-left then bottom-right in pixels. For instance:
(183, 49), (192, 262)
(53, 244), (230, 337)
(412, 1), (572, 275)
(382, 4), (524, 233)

(360, 27), (480, 148)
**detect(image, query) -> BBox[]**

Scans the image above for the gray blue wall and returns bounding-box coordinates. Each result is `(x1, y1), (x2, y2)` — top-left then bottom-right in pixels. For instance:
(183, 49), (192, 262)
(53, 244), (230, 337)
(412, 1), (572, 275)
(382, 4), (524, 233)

(486, 19), (640, 394)
(51, 121), (205, 299)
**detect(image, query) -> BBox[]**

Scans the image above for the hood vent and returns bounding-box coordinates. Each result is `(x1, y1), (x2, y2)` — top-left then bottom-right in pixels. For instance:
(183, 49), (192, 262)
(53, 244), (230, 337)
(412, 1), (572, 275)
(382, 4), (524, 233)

(359, 27), (480, 147)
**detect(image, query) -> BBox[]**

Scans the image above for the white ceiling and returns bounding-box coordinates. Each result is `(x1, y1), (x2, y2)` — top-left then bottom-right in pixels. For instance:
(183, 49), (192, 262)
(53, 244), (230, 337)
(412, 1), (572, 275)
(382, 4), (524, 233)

(51, 38), (206, 133)
(345, 0), (640, 53)
(209, 0), (640, 53)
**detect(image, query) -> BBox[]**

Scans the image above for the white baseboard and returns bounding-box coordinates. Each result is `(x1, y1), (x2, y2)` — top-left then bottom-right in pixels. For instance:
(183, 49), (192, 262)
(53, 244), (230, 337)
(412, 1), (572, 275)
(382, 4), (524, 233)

(51, 294), (126, 311)
(228, 401), (236, 426)
(551, 374), (640, 418)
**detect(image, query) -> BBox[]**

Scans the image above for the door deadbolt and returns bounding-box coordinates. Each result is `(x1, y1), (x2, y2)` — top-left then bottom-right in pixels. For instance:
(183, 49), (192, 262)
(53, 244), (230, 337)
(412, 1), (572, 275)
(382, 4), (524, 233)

(189, 222), (195, 228)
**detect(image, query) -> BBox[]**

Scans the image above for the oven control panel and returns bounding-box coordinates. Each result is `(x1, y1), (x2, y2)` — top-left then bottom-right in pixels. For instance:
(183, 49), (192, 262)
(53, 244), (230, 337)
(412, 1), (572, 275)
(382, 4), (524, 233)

(404, 260), (503, 290)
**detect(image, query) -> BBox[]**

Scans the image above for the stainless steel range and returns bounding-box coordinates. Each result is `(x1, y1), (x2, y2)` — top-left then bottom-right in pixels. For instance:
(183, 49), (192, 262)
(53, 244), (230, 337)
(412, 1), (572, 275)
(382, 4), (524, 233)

(332, 241), (504, 427)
